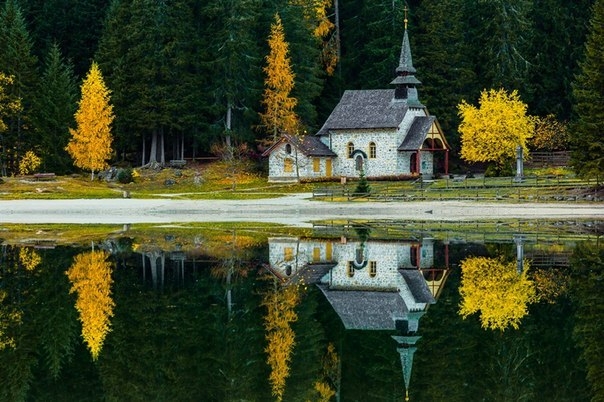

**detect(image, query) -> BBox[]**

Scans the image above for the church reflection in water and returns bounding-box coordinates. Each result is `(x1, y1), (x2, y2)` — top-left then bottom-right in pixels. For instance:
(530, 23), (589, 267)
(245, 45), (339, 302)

(265, 235), (451, 400)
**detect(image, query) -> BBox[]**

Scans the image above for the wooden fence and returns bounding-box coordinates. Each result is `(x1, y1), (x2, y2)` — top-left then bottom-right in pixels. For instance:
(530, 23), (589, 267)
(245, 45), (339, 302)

(527, 151), (570, 167)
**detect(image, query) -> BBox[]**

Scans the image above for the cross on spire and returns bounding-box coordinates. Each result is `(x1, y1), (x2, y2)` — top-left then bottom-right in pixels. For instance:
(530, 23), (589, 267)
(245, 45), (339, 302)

(404, 5), (408, 30)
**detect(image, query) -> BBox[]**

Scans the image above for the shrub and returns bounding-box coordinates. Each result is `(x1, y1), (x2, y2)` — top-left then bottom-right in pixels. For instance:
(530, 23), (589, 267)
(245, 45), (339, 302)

(117, 167), (134, 184)
(19, 151), (41, 175)
(354, 169), (371, 196)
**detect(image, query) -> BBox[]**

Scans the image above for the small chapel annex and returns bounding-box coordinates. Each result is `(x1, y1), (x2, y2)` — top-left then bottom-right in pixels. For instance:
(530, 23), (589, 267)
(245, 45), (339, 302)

(263, 19), (450, 182)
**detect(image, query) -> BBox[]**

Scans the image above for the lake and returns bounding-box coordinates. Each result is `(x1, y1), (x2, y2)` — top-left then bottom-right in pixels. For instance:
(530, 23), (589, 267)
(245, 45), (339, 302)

(0, 222), (602, 401)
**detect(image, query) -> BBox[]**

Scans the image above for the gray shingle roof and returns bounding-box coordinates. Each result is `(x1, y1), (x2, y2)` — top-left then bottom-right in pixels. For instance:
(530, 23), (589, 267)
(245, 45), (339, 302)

(316, 90), (410, 135)
(399, 269), (436, 304)
(261, 133), (336, 157)
(317, 284), (408, 330)
(284, 263), (336, 286)
(397, 116), (435, 151)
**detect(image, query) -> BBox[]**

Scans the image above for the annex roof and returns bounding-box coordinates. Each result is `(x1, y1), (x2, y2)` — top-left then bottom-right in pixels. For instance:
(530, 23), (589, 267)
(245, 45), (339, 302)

(262, 133), (337, 157)
(397, 116), (435, 151)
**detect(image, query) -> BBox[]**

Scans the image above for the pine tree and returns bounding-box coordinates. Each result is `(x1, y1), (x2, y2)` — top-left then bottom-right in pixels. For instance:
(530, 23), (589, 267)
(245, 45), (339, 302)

(31, 43), (77, 174)
(528, 0), (594, 119)
(96, 0), (197, 165)
(279, 1), (331, 132)
(571, 0), (604, 179)
(414, 0), (475, 152)
(464, 0), (533, 94)
(199, 0), (263, 150)
(0, 0), (38, 175)
(66, 62), (114, 180)
(259, 13), (299, 142)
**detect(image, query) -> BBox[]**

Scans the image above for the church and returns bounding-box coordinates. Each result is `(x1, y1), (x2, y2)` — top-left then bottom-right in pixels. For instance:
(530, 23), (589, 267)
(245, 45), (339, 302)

(263, 18), (450, 182)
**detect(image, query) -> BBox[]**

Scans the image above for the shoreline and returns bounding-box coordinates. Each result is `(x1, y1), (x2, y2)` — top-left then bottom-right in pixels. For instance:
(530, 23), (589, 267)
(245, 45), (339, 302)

(1, 194), (603, 227)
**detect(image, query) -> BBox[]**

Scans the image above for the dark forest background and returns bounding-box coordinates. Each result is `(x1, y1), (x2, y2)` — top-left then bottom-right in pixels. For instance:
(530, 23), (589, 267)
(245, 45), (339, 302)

(0, 0), (597, 174)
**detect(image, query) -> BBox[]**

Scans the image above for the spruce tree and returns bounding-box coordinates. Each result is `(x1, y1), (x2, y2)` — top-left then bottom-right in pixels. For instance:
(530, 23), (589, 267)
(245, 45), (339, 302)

(31, 43), (77, 174)
(0, 0), (38, 175)
(571, 0), (604, 179)
(414, 0), (475, 152)
(199, 0), (263, 149)
(464, 0), (533, 94)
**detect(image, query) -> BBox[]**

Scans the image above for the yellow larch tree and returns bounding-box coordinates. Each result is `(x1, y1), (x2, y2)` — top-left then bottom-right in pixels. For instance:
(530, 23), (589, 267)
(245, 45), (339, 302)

(289, 0), (337, 75)
(19, 247), (41, 271)
(260, 13), (299, 142)
(458, 88), (535, 170)
(262, 283), (301, 401)
(66, 249), (115, 360)
(530, 114), (570, 152)
(0, 290), (21, 350)
(0, 72), (21, 133)
(459, 256), (537, 331)
(66, 62), (114, 180)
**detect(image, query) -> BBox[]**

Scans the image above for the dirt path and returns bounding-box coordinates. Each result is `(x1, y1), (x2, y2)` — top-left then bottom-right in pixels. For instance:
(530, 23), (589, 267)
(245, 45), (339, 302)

(1, 194), (603, 227)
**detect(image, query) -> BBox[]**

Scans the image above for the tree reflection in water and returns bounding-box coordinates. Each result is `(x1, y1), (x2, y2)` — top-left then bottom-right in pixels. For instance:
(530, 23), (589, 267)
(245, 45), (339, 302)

(0, 225), (600, 401)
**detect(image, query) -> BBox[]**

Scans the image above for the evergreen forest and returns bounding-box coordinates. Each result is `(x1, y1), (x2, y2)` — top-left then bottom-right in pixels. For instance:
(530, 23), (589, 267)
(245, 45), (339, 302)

(0, 0), (601, 177)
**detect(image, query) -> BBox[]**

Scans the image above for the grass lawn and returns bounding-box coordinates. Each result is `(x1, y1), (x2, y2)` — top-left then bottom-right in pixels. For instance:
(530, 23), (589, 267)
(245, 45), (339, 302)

(0, 161), (314, 200)
(0, 163), (601, 202)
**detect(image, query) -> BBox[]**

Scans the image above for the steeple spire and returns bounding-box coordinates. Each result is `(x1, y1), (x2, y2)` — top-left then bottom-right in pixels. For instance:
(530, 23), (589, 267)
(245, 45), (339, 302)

(390, 5), (423, 106)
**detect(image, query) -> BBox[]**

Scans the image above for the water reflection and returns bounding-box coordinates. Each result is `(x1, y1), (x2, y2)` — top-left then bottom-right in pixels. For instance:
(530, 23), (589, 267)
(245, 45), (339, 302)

(0, 225), (601, 401)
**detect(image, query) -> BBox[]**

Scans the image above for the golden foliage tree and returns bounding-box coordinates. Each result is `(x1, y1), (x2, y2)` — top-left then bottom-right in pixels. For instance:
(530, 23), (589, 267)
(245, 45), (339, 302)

(0, 72), (21, 133)
(530, 114), (570, 152)
(459, 256), (537, 331)
(19, 247), (41, 271)
(262, 283), (301, 401)
(458, 89), (535, 169)
(66, 249), (115, 360)
(0, 290), (21, 350)
(66, 62), (114, 180)
(18, 150), (41, 175)
(289, 0), (337, 75)
(259, 13), (299, 141)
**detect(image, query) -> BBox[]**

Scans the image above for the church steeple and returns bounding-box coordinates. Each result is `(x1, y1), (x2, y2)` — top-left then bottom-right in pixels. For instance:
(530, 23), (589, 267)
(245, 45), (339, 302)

(390, 7), (423, 106)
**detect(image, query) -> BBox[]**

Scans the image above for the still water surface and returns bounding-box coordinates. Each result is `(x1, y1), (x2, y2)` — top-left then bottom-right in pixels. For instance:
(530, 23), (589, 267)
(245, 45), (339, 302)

(1, 224), (602, 401)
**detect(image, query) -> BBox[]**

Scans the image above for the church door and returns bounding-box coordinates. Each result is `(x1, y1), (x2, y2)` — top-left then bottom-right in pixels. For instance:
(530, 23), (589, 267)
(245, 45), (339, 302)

(410, 153), (418, 173)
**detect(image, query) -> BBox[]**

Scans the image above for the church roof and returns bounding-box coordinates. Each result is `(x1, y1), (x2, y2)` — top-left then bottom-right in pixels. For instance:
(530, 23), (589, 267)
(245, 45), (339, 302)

(317, 284), (408, 330)
(397, 116), (436, 151)
(316, 89), (409, 135)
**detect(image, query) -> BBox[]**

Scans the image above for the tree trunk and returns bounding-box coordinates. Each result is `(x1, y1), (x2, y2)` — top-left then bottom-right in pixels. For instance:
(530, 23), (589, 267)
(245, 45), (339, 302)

(226, 104), (233, 160)
(149, 130), (158, 164)
(142, 135), (146, 166)
(160, 128), (165, 165)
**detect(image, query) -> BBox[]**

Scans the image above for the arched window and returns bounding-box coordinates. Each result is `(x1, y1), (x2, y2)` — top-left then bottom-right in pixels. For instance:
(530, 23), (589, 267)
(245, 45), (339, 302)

(347, 142), (354, 158)
(369, 261), (377, 277)
(369, 142), (376, 158)
(347, 262), (355, 277)
(285, 143), (292, 154)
